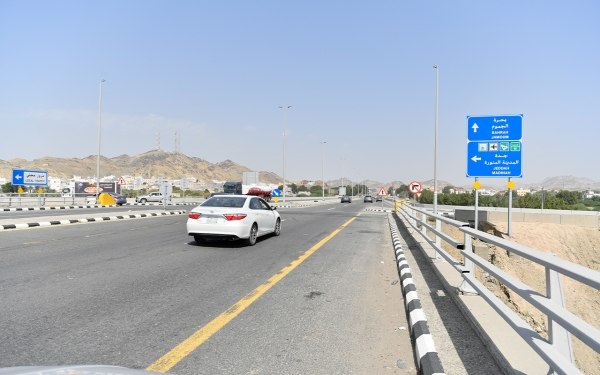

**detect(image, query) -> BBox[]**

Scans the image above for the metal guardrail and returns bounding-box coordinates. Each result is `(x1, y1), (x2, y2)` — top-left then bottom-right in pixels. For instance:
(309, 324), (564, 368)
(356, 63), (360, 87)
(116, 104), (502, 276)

(0, 193), (98, 207)
(394, 201), (600, 375)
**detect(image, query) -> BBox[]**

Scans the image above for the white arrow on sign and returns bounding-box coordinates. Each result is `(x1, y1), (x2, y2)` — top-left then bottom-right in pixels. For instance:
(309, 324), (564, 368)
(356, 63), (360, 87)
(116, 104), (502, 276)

(15, 174), (22, 180)
(471, 155), (482, 162)
(472, 123), (479, 133)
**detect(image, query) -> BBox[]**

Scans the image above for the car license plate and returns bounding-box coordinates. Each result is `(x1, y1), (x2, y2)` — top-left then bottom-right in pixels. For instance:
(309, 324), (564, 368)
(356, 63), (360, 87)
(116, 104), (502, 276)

(207, 217), (218, 224)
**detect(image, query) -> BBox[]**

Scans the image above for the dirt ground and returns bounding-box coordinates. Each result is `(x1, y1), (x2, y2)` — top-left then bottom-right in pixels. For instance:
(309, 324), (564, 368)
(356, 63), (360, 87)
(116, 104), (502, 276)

(437, 221), (600, 375)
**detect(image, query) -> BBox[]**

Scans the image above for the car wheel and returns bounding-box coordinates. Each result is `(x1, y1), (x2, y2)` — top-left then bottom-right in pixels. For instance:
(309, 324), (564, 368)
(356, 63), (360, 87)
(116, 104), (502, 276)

(140, 198), (147, 204)
(273, 218), (281, 236)
(245, 224), (258, 246)
(193, 235), (205, 244)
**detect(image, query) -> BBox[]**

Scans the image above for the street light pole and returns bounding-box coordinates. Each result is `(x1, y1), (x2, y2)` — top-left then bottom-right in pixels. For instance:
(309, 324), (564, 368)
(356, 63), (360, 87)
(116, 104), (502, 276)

(433, 65), (439, 214)
(320, 141), (326, 201)
(279, 106), (291, 203)
(96, 79), (106, 204)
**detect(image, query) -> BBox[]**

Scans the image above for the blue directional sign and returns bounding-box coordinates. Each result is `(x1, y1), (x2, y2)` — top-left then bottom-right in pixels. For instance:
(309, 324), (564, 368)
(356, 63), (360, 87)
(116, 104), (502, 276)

(272, 189), (281, 197)
(466, 115), (523, 178)
(12, 169), (49, 186)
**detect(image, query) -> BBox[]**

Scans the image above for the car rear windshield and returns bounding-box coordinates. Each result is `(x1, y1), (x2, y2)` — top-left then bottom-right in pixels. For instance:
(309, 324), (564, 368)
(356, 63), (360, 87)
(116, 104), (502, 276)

(202, 196), (247, 208)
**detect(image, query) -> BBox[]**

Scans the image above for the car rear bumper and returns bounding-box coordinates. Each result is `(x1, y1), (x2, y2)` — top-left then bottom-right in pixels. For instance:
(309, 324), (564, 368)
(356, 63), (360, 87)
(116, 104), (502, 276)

(186, 219), (252, 239)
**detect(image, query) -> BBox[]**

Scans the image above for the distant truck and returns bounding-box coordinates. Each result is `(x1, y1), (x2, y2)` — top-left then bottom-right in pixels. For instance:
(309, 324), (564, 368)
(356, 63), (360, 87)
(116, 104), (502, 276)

(338, 186), (347, 197)
(223, 181), (273, 201)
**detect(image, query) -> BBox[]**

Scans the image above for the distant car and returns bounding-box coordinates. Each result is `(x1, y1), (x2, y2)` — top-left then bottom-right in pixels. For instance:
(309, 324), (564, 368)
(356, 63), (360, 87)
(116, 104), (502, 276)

(108, 192), (127, 206)
(341, 195), (352, 203)
(187, 195), (281, 246)
(364, 195), (373, 203)
(375, 196), (383, 202)
(135, 192), (163, 203)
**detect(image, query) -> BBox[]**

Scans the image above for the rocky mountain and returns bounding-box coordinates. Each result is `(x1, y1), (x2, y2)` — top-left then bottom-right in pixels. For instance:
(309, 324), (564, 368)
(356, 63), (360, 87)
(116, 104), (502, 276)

(0, 150), (283, 184)
(528, 176), (600, 190)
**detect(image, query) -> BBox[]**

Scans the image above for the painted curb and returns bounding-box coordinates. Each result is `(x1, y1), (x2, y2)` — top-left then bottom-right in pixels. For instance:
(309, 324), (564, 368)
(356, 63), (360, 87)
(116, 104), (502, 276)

(127, 202), (197, 206)
(1, 203), (197, 212)
(365, 208), (392, 212)
(387, 213), (445, 375)
(0, 211), (188, 231)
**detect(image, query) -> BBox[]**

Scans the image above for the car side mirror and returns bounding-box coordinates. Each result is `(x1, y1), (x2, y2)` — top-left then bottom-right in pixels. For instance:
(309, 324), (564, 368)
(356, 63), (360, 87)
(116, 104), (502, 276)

(271, 207), (277, 210)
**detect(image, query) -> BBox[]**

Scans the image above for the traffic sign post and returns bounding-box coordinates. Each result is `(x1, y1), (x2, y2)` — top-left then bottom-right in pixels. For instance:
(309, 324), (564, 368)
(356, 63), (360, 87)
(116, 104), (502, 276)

(377, 187), (388, 208)
(467, 114), (522, 237)
(466, 115), (523, 178)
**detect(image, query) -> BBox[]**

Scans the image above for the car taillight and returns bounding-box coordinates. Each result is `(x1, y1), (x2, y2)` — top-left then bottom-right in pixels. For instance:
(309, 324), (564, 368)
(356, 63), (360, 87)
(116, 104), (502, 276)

(189, 212), (202, 219)
(223, 214), (247, 221)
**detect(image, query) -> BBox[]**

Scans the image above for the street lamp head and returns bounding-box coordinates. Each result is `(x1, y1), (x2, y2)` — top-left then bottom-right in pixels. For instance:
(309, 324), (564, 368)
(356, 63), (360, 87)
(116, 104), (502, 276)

(101, 79), (106, 82)
(433, 65), (437, 69)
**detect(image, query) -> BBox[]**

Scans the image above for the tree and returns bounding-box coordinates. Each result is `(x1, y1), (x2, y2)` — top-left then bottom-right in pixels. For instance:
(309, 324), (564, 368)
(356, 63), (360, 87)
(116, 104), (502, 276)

(298, 185), (309, 192)
(289, 183), (298, 194)
(2, 182), (15, 193)
(442, 185), (453, 194)
(310, 185), (323, 195)
(419, 189), (434, 204)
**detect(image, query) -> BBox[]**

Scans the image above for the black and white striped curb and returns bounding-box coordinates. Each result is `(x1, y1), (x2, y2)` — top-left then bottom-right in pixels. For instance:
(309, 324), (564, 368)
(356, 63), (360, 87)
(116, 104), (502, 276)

(365, 208), (392, 212)
(388, 213), (445, 375)
(0, 203), (197, 212)
(0, 211), (187, 231)
(2, 204), (120, 212)
(127, 202), (197, 206)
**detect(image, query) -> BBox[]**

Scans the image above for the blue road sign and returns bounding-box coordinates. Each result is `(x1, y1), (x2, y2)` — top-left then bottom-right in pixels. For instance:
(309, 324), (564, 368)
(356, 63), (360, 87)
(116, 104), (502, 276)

(466, 115), (523, 178)
(12, 169), (49, 186)
(272, 189), (281, 197)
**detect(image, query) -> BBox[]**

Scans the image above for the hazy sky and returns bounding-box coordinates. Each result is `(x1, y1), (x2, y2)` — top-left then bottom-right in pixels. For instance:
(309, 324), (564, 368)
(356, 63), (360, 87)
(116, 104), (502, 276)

(1, 1), (599, 186)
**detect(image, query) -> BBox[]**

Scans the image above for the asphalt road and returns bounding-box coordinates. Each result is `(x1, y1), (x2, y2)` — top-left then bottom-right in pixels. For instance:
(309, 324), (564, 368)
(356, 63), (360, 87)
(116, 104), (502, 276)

(0, 201), (418, 374)
(0, 205), (193, 221)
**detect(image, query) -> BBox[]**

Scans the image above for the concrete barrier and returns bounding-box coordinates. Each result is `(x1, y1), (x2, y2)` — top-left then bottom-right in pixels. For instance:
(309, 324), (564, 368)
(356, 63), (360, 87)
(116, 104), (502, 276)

(456, 208), (600, 228)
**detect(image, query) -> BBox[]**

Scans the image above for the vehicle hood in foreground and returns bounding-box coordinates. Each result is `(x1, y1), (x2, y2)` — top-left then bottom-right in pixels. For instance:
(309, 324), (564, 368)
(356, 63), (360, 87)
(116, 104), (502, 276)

(0, 366), (168, 375)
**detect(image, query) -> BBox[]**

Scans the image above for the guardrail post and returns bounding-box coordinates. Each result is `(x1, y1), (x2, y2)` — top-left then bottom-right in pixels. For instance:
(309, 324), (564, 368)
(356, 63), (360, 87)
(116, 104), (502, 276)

(458, 232), (478, 295)
(420, 211), (427, 238)
(435, 218), (443, 260)
(546, 259), (575, 373)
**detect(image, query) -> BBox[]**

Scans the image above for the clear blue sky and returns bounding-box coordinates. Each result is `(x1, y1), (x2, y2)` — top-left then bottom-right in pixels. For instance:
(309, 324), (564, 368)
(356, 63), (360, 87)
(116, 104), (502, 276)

(1, 1), (599, 186)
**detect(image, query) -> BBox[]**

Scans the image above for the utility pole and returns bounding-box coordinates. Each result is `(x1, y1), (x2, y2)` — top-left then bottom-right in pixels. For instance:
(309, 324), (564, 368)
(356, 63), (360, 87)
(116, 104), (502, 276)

(96, 79), (105, 204)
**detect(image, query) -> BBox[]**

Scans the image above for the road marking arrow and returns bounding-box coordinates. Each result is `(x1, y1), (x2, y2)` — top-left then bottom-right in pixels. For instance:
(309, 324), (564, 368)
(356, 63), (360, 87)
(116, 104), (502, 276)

(472, 123), (479, 133)
(471, 155), (482, 162)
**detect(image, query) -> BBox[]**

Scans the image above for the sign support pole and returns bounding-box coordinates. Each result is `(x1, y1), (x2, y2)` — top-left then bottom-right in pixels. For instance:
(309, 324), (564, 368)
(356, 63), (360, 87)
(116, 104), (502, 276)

(474, 177), (479, 231)
(508, 177), (513, 238)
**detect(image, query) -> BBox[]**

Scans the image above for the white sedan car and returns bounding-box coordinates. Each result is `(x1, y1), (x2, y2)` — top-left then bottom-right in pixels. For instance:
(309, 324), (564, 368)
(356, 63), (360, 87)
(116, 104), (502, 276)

(187, 195), (281, 246)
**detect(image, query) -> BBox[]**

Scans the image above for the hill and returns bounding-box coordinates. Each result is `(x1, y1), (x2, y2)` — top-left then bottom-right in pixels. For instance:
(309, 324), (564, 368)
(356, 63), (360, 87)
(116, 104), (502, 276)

(0, 150), (283, 184)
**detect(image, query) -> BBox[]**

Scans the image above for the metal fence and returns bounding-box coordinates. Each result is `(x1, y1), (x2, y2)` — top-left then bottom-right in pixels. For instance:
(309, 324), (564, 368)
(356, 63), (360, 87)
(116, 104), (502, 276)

(0, 193), (99, 207)
(396, 201), (600, 375)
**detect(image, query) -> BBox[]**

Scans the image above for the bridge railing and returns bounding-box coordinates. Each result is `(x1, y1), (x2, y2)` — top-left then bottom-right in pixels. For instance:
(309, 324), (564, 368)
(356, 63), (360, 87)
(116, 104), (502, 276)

(396, 201), (600, 375)
(0, 193), (100, 207)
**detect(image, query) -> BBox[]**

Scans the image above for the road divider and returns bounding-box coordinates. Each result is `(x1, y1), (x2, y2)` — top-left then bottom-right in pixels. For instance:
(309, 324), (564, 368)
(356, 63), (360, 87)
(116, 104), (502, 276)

(0, 211), (188, 231)
(146, 213), (361, 373)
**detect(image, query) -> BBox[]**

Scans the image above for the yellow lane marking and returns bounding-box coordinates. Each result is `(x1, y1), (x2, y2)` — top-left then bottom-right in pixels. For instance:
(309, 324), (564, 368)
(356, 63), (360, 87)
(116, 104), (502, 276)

(23, 238), (67, 245)
(146, 214), (359, 373)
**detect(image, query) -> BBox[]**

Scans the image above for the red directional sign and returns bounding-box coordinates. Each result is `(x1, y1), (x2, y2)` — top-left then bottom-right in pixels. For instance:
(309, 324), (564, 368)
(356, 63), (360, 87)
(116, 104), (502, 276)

(377, 186), (388, 196)
(408, 181), (422, 194)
